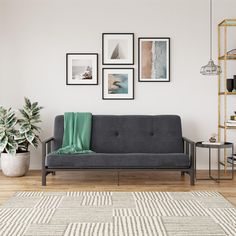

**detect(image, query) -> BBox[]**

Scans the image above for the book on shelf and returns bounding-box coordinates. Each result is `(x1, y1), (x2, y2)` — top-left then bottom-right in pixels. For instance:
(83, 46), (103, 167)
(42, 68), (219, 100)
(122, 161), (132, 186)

(227, 156), (236, 165)
(227, 119), (236, 123)
(202, 141), (223, 145)
(226, 122), (236, 127)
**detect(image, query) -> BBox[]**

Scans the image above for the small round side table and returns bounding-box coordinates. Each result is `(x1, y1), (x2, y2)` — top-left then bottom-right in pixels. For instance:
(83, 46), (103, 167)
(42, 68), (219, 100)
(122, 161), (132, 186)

(195, 141), (234, 183)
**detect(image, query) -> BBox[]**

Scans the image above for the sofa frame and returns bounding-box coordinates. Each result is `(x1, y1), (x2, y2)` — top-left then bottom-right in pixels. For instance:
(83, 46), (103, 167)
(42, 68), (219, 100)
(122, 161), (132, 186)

(42, 137), (195, 186)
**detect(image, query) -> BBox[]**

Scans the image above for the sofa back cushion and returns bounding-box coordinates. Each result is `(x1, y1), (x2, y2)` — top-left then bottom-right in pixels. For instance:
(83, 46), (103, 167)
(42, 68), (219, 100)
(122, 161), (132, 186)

(53, 115), (183, 153)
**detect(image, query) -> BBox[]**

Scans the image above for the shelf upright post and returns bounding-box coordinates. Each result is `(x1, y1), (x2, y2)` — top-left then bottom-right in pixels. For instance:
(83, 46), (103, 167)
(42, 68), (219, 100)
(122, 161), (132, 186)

(218, 24), (221, 142)
(224, 25), (228, 172)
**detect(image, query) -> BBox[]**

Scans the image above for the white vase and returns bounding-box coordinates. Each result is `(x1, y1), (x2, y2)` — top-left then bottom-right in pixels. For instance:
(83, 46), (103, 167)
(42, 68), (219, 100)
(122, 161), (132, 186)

(0, 152), (30, 177)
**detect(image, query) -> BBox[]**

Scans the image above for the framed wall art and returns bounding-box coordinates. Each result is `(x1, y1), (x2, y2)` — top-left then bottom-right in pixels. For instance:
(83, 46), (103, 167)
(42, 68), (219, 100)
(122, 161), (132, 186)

(138, 37), (170, 82)
(66, 53), (98, 85)
(102, 33), (134, 65)
(102, 68), (134, 100)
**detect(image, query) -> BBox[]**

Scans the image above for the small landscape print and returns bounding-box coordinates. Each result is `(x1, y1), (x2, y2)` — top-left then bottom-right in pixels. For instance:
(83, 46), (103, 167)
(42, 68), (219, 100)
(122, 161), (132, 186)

(103, 68), (134, 100)
(103, 33), (134, 65)
(66, 53), (98, 85)
(108, 74), (128, 94)
(139, 38), (170, 82)
(72, 59), (92, 80)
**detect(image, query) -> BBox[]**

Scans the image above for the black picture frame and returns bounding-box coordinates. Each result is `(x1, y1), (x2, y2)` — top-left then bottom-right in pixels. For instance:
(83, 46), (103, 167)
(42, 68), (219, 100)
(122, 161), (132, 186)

(66, 53), (98, 85)
(138, 37), (170, 82)
(102, 33), (134, 65)
(102, 68), (134, 100)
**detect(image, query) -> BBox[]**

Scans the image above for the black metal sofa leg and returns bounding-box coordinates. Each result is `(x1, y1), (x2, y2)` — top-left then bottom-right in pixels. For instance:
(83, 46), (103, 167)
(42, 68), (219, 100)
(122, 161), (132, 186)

(181, 171), (185, 176)
(190, 171), (195, 186)
(42, 171), (47, 186)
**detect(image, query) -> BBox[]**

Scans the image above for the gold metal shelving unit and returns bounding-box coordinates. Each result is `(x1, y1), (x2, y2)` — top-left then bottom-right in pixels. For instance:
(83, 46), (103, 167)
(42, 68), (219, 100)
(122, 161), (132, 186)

(218, 19), (236, 170)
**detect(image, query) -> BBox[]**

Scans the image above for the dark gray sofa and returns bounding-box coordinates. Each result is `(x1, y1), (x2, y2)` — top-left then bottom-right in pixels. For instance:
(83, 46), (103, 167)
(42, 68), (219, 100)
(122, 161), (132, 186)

(42, 115), (195, 185)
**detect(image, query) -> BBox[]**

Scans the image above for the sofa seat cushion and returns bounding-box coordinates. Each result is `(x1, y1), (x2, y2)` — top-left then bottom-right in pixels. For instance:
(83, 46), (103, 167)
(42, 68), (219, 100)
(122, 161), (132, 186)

(46, 153), (190, 169)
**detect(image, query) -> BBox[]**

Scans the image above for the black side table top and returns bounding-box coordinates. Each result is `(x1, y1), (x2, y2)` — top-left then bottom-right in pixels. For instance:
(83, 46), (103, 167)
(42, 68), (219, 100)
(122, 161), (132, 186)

(196, 141), (233, 149)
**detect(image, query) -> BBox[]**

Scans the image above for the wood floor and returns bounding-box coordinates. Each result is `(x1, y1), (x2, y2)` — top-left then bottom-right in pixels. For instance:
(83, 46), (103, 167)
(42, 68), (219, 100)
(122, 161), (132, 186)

(0, 170), (236, 206)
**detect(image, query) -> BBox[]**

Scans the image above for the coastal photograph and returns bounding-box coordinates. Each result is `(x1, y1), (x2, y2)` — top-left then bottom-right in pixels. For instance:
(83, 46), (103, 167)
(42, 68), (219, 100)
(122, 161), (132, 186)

(72, 59), (92, 80)
(102, 68), (134, 100)
(108, 74), (128, 94)
(102, 33), (134, 65)
(66, 53), (98, 85)
(139, 38), (170, 82)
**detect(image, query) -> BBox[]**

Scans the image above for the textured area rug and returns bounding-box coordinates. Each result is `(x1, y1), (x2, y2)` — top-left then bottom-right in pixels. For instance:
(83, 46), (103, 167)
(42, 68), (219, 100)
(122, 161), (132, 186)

(0, 191), (236, 236)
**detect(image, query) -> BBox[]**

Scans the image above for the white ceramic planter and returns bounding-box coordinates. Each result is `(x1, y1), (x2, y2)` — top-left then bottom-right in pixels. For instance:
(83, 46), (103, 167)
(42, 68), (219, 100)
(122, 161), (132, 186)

(1, 152), (30, 177)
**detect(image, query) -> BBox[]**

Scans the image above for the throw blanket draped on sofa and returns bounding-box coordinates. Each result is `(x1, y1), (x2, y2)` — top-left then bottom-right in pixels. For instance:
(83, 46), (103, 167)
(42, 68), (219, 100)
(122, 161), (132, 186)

(55, 112), (93, 154)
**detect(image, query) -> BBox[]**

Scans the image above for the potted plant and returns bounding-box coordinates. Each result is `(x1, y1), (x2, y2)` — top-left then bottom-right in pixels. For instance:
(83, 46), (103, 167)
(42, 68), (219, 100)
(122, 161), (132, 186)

(0, 98), (43, 177)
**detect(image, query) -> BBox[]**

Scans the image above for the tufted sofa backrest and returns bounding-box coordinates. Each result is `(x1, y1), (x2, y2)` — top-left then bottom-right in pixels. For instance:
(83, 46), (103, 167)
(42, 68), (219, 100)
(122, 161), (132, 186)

(53, 115), (183, 153)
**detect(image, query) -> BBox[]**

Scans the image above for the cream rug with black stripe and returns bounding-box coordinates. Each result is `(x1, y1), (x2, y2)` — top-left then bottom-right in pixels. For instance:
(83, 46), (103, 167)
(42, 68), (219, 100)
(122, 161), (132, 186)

(0, 191), (235, 236)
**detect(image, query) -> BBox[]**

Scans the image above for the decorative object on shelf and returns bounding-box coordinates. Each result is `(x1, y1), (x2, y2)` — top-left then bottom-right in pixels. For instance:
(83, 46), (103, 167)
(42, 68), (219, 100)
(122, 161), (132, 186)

(138, 37), (170, 82)
(233, 75), (236, 90)
(102, 33), (134, 65)
(227, 78), (234, 92)
(200, 0), (221, 76)
(0, 98), (43, 177)
(66, 53), (98, 85)
(209, 133), (217, 143)
(230, 116), (236, 120)
(230, 112), (236, 120)
(227, 49), (236, 55)
(102, 68), (134, 100)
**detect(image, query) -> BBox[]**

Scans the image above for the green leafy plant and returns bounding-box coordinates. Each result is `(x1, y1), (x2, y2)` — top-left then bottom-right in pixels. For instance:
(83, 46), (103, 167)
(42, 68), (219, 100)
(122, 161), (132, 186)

(0, 107), (19, 154)
(0, 98), (43, 155)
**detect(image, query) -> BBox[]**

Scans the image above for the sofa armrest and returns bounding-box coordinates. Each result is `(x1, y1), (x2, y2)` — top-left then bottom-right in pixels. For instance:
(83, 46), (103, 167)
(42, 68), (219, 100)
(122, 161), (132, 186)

(42, 137), (54, 168)
(183, 137), (195, 169)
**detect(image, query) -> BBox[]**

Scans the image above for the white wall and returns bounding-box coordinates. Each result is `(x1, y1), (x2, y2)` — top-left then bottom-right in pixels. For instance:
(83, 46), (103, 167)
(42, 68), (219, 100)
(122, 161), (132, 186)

(0, 0), (236, 169)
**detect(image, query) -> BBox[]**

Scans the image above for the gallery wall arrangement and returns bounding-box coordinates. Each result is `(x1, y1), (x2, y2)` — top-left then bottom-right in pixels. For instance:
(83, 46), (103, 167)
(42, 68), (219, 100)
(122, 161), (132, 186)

(66, 33), (170, 100)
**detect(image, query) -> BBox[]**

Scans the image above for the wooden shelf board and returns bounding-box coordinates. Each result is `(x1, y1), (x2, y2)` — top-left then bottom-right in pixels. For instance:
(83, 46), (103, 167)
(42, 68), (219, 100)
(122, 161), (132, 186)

(219, 125), (236, 129)
(219, 92), (236, 95)
(218, 19), (236, 26)
(218, 54), (236, 60)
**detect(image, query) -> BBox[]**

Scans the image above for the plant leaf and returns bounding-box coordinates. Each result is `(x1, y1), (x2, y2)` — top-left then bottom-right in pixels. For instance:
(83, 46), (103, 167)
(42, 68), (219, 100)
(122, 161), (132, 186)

(25, 131), (35, 143)
(8, 140), (18, 150)
(0, 132), (5, 141)
(6, 117), (17, 129)
(0, 136), (8, 152)
(19, 109), (30, 119)
(24, 97), (31, 108)
(5, 144), (16, 155)
(31, 137), (39, 149)
(19, 124), (31, 134)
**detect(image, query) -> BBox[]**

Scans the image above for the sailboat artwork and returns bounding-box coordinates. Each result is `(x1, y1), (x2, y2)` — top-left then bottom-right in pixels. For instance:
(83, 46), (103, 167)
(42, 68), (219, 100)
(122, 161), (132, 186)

(110, 43), (126, 59)
(102, 33), (134, 65)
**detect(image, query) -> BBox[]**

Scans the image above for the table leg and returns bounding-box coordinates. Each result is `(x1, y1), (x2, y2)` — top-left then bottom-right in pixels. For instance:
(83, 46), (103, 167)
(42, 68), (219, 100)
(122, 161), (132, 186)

(209, 148), (211, 178)
(218, 148), (220, 183)
(232, 146), (234, 180)
(195, 146), (197, 180)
